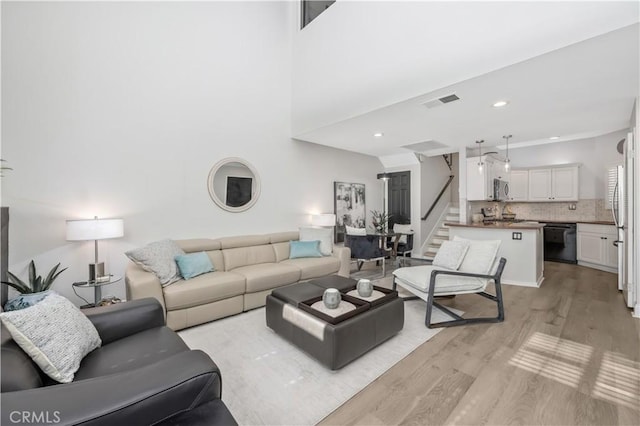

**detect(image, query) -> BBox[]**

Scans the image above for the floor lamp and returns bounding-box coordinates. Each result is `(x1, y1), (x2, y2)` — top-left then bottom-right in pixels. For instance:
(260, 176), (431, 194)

(377, 173), (391, 232)
(66, 217), (124, 282)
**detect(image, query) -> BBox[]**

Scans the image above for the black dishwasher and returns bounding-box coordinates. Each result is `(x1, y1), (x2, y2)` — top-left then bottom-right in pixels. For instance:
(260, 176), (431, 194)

(542, 223), (577, 264)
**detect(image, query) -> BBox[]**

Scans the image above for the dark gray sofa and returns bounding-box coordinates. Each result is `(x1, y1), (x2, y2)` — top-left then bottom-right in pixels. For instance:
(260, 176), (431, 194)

(1, 298), (236, 425)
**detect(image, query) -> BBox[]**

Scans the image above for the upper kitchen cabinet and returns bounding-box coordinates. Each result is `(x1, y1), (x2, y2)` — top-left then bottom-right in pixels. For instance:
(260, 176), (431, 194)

(466, 155), (506, 201)
(528, 165), (579, 202)
(507, 170), (528, 201)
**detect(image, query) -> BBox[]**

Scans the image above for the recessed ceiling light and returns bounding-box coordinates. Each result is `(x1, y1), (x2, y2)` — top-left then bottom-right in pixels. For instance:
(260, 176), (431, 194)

(492, 100), (509, 108)
(550, 136), (560, 140)
(373, 132), (384, 137)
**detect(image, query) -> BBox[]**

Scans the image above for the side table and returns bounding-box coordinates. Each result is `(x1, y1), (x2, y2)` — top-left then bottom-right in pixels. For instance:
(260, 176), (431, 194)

(73, 276), (122, 308)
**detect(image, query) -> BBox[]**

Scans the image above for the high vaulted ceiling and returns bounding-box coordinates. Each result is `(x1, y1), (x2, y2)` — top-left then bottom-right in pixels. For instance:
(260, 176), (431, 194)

(292, 2), (639, 159)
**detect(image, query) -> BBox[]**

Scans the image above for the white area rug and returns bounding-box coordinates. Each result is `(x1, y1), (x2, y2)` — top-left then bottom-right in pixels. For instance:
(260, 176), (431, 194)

(179, 292), (459, 425)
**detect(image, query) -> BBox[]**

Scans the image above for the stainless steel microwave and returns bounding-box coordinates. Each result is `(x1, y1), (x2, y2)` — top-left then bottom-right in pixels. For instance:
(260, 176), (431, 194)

(493, 178), (509, 201)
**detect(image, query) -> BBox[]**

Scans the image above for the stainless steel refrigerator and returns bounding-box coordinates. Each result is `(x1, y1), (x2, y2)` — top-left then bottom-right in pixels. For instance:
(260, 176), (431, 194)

(612, 132), (636, 308)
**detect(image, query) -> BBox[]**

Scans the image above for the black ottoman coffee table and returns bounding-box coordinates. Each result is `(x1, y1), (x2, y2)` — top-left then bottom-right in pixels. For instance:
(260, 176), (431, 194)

(265, 275), (404, 370)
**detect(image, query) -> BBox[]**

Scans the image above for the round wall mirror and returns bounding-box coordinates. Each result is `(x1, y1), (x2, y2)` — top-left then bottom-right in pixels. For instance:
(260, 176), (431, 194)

(207, 157), (261, 212)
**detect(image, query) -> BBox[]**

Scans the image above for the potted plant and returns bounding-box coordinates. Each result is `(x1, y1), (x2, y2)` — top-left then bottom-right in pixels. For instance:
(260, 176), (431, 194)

(370, 210), (392, 234)
(1, 260), (67, 311)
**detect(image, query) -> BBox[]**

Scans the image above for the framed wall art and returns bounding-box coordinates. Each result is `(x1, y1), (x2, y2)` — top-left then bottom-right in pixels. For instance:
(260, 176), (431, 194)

(334, 181), (366, 242)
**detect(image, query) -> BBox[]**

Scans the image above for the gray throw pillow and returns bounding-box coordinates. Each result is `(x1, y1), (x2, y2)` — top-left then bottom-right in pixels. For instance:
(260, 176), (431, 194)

(125, 239), (186, 286)
(0, 293), (101, 383)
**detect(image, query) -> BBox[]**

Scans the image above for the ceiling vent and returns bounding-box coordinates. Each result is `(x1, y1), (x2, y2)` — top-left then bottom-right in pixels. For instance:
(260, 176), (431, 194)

(423, 93), (460, 109)
(402, 140), (447, 152)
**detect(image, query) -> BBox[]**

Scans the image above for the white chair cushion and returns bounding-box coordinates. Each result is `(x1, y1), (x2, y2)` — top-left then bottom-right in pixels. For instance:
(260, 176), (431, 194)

(432, 240), (469, 270)
(392, 265), (488, 296)
(345, 225), (367, 236)
(299, 227), (333, 256)
(393, 224), (413, 244)
(453, 236), (501, 275)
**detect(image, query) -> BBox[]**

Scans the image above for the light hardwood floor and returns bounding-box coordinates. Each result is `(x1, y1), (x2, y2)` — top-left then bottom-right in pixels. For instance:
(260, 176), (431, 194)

(321, 262), (640, 425)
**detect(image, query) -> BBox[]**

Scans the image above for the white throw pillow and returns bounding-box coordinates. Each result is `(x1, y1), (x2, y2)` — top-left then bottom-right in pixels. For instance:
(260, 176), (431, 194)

(299, 227), (333, 256)
(393, 224), (413, 245)
(0, 293), (101, 383)
(432, 240), (470, 270)
(125, 239), (186, 286)
(345, 225), (367, 236)
(453, 236), (501, 275)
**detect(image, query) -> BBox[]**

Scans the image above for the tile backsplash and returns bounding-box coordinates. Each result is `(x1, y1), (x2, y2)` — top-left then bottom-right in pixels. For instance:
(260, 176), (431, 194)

(469, 199), (613, 223)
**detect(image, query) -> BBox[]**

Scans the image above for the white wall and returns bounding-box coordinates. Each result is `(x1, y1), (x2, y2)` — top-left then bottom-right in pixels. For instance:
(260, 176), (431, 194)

(1, 2), (382, 304)
(507, 130), (627, 199)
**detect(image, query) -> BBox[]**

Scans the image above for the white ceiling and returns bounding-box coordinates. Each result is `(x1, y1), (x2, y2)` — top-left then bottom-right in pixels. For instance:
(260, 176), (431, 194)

(293, 6), (639, 159)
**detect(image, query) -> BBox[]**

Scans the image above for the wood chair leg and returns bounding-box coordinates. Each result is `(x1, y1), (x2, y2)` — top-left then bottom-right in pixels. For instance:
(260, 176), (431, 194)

(425, 277), (505, 329)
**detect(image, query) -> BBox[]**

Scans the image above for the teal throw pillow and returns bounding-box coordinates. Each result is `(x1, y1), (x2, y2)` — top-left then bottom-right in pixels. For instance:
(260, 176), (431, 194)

(289, 240), (323, 259)
(175, 252), (214, 280)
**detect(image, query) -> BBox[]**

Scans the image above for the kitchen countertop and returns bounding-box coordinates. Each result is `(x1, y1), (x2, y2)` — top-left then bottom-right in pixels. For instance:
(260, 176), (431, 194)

(446, 222), (545, 230)
(460, 219), (615, 226)
(575, 220), (615, 225)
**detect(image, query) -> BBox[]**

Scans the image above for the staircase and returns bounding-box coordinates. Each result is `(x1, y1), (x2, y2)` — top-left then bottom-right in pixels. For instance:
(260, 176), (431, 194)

(424, 206), (460, 259)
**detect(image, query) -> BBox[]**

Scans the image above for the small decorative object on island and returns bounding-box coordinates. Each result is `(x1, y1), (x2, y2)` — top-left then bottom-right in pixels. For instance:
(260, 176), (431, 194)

(502, 205), (516, 220)
(371, 210), (392, 234)
(1, 260), (67, 311)
(322, 288), (341, 309)
(357, 279), (373, 297)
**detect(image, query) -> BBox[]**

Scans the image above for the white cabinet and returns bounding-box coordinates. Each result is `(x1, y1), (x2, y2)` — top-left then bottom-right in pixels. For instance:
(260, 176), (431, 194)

(577, 223), (618, 272)
(528, 166), (579, 202)
(528, 169), (552, 201)
(507, 170), (528, 201)
(552, 167), (579, 201)
(466, 155), (507, 201)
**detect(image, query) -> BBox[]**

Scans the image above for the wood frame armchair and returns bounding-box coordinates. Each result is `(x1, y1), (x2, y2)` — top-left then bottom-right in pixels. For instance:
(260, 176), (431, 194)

(392, 257), (507, 328)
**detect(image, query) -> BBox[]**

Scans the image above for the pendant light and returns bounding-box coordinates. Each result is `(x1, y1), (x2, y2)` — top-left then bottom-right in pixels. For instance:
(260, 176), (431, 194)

(476, 140), (485, 173)
(503, 134), (512, 172)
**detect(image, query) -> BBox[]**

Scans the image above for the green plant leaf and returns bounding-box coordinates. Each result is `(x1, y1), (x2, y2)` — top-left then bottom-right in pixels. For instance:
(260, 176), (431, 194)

(33, 276), (43, 293)
(43, 263), (59, 287)
(2, 271), (33, 293)
(28, 260), (36, 288)
(1, 281), (32, 294)
(42, 264), (67, 291)
(6, 271), (28, 288)
(2, 260), (68, 294)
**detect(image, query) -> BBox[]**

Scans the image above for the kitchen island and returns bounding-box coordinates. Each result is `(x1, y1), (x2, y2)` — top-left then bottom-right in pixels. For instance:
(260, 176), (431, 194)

(446, 221), (545, 287)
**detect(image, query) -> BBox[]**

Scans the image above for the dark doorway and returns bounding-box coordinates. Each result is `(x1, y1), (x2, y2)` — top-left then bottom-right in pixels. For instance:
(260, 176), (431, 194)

(388, 171), (410, 227)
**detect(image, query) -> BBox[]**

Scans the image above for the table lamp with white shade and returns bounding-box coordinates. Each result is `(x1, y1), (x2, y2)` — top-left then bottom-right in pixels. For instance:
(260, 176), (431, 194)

(311, 213), (336, 228)
(66, 217), (124, 282)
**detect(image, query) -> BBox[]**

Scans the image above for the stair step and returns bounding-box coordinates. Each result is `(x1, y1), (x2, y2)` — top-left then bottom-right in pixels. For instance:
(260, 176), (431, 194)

(449, 207), (460, 214)
(445, 215), (459, 221)
(431, 238), (447, 245)
(435, 229), (449, 237)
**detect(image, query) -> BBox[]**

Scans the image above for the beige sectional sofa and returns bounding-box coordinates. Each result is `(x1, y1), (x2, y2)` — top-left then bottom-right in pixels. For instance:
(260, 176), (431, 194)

(125, 231), (351, 330)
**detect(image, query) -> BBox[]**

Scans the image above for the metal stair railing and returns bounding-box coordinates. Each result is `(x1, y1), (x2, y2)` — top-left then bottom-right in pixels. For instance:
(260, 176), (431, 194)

(421, 175), (454, 221)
